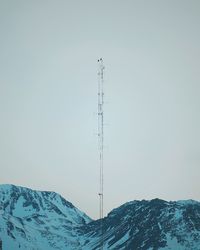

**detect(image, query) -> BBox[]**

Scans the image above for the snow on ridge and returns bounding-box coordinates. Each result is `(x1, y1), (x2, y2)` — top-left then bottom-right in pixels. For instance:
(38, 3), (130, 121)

(121, 198), (200, 208)
(0, 184), (92, 224)
(176, 199), (200, 206)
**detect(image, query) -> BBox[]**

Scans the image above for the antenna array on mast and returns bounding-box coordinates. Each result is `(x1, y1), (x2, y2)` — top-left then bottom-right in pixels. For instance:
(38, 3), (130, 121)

(98, 58), (105, 249)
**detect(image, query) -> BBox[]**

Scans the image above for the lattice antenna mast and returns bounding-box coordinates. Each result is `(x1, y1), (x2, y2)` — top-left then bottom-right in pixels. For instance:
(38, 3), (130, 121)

(98, 58), (105, 249)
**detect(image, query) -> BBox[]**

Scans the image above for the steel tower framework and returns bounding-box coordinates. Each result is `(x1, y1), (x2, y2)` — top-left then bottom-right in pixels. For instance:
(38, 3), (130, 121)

(97, 58), (105, 250)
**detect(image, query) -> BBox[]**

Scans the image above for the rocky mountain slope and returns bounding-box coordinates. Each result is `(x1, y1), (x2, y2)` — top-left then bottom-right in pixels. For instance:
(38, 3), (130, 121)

(0, 184), (200, 249)
(0, 184), (91, 249)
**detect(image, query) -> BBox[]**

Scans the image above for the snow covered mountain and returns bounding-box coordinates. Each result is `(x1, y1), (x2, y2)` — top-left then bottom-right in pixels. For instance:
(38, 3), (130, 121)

(0, 184), (91, 249)
(0, 184), (200, 250)
(83, 199), (200, 249)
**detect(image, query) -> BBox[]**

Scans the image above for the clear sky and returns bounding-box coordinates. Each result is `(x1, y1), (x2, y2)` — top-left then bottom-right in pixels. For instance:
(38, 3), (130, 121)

(0, 0), (200, 219)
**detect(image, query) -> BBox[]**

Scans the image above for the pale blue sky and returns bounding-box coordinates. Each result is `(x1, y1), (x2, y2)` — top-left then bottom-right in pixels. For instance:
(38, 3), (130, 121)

(0, 0), (200, 219)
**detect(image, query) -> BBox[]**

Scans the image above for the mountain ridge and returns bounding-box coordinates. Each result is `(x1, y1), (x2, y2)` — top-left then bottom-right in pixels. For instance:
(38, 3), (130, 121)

(0, 184), (200, 249)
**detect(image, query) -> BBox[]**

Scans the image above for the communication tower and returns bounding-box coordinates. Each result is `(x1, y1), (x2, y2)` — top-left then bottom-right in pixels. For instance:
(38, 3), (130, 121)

(97, 58), (105, 249)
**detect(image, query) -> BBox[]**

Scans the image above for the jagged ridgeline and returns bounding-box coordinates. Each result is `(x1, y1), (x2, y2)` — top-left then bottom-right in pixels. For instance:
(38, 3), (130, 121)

(0, 185), (200, 249)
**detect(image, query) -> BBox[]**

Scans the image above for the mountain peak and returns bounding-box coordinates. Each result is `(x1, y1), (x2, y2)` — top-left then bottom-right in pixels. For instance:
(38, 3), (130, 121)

(0, 184), (200, 249)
